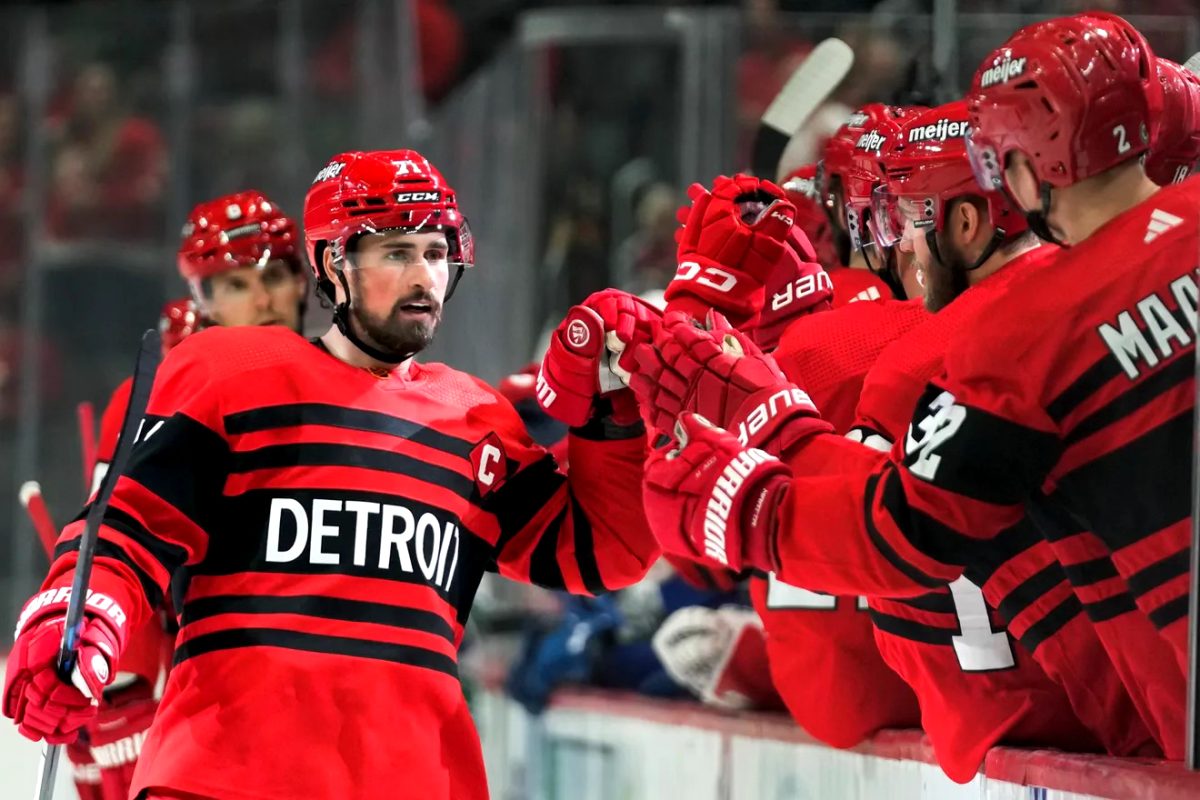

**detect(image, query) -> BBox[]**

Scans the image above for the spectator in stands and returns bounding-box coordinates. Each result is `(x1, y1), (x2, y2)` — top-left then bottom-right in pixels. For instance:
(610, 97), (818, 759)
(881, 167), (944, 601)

(0, 93), (25, 301)
(47, 61), (166, 242)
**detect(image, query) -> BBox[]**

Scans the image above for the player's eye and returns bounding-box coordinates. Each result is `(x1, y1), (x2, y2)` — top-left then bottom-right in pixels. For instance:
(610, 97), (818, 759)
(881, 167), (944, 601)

(261, 263), (289, 286)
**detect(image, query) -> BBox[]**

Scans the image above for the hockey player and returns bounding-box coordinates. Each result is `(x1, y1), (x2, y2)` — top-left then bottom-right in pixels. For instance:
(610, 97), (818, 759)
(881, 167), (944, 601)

(91, 191), (306, 492)
(851, 100), (1159, 773)
(631, 8), (1198, 732)
(622, 170), (923, 747)
(4, 150), (660, 800)
(816, 104), (924, 302)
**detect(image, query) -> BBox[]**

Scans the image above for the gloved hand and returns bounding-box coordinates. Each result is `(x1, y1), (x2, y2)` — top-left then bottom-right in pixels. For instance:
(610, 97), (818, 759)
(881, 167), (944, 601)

(642, 413), (788, 572)
(87, 680), (159, 800)
(652, 605), (776, 710)
(536, 289), (661, 427)
(3, 587), (128, 744)
(748, 244), (833, 352)
(629, 310), (831, 454)
(665, 175), (799, 327)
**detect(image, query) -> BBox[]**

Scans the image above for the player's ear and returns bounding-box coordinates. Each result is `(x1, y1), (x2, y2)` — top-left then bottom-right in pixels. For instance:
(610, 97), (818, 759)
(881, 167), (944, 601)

(955, 198), (984, 248)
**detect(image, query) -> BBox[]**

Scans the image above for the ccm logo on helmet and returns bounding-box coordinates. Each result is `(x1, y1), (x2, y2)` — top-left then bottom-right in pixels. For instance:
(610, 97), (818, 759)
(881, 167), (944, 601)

(395, 191), (441, 204)
(313, 161), (347, 184)
(856, 130), (888, 154)
(908, 119), (971, 143)
(979, 56), (1027, 88)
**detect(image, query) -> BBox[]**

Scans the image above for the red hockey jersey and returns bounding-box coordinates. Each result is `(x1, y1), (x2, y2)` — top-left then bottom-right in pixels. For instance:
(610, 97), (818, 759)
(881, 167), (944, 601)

(47, 326), (658, 800)
(750, 295), (926, 748)
(829, 266), (891, 307)
(851, 247), (1155, 778)
(772, 177), (1200, 726)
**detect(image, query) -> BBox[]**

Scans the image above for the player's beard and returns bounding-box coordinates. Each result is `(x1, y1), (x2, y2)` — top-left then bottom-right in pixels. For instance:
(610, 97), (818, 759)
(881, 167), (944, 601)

(923, 234), (971, 313)
(350, 287), (443, 357)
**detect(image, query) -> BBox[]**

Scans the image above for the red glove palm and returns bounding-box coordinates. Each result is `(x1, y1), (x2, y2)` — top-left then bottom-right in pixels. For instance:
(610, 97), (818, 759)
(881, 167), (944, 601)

(643, 413), (787, 572)
(665, 175), (798, 327)
(629, 311), (831, 453)
(537, 289), (661, 427)
(4, 587), (127, 744)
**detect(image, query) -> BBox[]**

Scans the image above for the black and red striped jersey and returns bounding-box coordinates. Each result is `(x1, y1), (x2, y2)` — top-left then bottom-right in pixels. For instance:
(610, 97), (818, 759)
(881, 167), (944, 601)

(771, 177), (1199, 742)
(845, 247), (1151, 777)
(46, 325), (658, 800)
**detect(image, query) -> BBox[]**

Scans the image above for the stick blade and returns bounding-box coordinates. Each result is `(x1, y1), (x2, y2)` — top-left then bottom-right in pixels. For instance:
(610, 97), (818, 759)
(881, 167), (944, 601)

(751, 38), (855, 178)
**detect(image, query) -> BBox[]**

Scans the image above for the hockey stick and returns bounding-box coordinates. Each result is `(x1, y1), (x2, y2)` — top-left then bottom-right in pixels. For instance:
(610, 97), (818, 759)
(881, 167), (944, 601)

(36, 329), (162, 800)
(749, 37), (855, 180)
(19, 481), (58, 559)
(77, 402), (96, 496)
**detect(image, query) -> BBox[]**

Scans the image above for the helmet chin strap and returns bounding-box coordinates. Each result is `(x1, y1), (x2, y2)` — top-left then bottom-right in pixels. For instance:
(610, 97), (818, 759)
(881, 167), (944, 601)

(1023, 182), (1065, 247)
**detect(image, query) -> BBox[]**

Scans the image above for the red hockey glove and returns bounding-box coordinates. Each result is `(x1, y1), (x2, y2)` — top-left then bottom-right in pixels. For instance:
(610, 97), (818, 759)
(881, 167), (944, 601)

(748, 241), (833, 352)
(3, 587), (127, 744)
(88, 680), (158, 800)
(643, 413), (788, 572)
(537, 289), (661, 427)
(652, 605), (778, 710)
(629, 310), (831, 453)
(665, 175), (798, 327)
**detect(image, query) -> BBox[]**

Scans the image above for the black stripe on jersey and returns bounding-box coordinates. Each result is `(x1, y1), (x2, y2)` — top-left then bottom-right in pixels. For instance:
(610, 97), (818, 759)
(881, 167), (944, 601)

(486, 454), (565, 551)
(103, 506), (190, 577)
(1126, 550), (1190, 599)
(1065, 352), (1192, 446)
(868, 608), (953, 645)
(875, 469), (982, 579)
(1024, 494), (1087, 543)
(224, 403), (474, 458)
(863, 472), (947, 589)
(230, 442), (474, 499)
(1148, 594), (1190, 629)
(1082, 593), (1138, 623)
(570, 494), (606, 595)
(1059, 556), (1120, 588)
(520, 496), (610, 594)
(181, 594), (456, 642)
(1017, 594), (1082, 653)
(54, 538), (164, 610)
(1055, 411), (1191, 552)
(888, 590), (956, 614)
(122, 413), (230, 540)
(1047, 303), (1192, 424)
(528, 507), (566, 589)
(173, 627), (458, 677)
(904, 384), (1060, 507)
(994, 562), (1063, 624)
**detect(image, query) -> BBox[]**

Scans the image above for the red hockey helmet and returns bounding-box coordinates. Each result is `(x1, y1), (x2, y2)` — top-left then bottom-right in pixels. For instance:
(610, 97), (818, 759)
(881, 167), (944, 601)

(177, 190), (302, 286)
(158, 297), (204, 354)
(303, 149), (474, 302)
(780, 163), (836, 267)
(872, 101), (1028, 257)
(1144, 57), (1200, 186)
(965, 13), (1158, 195)
(837, 105), (925, 256)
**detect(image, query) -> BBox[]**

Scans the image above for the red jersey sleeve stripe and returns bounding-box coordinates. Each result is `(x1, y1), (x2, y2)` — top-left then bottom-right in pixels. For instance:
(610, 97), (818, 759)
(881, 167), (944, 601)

(485, 455), (564, 551)
(1063, 352), (1191, 446)
(53, 534), (164, 609)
